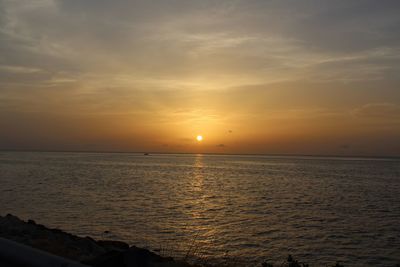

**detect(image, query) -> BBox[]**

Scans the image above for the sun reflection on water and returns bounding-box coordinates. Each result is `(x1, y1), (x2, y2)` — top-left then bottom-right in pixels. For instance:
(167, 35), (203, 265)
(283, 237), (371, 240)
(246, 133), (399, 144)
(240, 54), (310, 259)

(184, 154), (220, 260)
(192, 154), (204, 192)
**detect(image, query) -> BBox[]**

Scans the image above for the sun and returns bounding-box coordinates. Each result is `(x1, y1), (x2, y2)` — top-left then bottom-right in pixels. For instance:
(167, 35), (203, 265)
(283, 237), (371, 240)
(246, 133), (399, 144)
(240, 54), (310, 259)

(196, 135), (203, 142)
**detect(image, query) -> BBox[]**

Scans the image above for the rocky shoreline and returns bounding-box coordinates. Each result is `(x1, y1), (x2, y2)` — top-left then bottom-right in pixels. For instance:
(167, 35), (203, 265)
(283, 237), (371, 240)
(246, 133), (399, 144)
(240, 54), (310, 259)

(0, 214), (191, 267)
(3, 214), (398, 267)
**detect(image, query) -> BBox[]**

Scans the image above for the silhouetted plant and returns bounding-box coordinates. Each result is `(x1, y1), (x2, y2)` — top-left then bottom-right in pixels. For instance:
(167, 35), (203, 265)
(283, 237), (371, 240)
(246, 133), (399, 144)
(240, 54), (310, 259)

(259, 255), (350, 267)
(261, 261), (274, 267)
(287, 254), (309, 267)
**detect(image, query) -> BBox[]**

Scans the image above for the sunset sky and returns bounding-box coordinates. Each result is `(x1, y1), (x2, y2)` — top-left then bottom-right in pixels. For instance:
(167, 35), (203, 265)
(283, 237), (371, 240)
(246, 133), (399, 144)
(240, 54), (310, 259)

(1, 0), (399, 156)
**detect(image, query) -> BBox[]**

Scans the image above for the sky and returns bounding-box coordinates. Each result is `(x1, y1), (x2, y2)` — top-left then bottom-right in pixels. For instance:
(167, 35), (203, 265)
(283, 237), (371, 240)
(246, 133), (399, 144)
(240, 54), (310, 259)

(0, 0), (399, 156)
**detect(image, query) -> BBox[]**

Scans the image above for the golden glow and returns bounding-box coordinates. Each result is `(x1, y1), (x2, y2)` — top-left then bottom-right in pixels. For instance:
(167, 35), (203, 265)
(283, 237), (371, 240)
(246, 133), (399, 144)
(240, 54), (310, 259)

(1, 1), (399, 157)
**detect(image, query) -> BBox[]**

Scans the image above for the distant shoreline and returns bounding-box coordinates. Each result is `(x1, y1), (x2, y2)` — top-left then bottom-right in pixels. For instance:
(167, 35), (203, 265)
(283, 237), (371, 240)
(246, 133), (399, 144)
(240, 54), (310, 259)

(0, 149), (399, 160)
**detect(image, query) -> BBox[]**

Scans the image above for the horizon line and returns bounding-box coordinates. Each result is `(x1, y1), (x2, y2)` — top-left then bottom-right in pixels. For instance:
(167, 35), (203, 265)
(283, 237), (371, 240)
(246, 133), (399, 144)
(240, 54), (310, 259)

(1, 148), (399, 160)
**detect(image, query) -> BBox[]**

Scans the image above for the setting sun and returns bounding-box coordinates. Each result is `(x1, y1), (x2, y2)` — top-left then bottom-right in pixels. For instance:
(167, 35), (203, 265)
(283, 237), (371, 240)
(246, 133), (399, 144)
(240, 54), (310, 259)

(196, 135), (203, 142)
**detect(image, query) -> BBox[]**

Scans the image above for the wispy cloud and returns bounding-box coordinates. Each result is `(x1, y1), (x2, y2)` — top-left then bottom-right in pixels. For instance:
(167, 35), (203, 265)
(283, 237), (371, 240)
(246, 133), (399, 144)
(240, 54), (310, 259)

(0, 0), (399, 155)
(353, 103), (400, 119)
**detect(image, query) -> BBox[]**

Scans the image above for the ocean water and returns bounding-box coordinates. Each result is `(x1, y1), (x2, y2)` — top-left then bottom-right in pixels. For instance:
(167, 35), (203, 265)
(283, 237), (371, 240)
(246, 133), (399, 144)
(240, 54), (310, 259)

(0, 152), (399, 266)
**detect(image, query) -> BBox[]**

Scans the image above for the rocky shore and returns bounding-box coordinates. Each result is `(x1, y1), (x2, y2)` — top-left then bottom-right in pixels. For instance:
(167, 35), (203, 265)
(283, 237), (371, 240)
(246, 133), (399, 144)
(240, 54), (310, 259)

(4, 214), (396, 267)
(0, 214), (191, 267)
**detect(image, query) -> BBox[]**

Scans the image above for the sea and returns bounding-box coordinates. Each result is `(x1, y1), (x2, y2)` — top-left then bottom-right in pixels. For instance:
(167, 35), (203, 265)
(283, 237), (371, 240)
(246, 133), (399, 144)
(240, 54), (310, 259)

(0, 151), (399, 266)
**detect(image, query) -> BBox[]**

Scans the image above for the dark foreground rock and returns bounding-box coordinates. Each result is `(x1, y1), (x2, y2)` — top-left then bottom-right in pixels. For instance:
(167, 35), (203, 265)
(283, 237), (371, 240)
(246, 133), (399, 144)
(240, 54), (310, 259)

(0, 214), (191, 267)
(83, 246), (190, 267)
(3, 214), (391, 267)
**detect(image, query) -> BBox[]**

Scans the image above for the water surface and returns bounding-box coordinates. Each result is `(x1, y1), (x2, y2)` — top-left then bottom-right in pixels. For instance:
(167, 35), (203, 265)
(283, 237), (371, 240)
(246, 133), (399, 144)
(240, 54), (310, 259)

(0, 152), (399, 266)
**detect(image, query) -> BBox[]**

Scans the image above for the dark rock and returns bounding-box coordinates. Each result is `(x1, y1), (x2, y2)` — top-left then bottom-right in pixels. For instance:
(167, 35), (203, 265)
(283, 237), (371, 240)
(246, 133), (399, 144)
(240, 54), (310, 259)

(124, 246), (169, 266)
(0, 214), (194, 267)
(83, 250), (124, 267)
(98, 240), (130, 251)
(50, 228), (64, 234)
(0, 214), (106, 261)
(36, 224), (46, 230)
(85, 236), (96, 242)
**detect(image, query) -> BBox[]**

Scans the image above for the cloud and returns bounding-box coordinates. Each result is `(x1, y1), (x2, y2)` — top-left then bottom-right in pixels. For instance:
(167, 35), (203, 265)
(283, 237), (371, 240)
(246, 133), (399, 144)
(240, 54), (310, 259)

(0, 0), (399, 155)
(340, 144), (351, 150)
(353, 103), (400, 118)
(1, 0), (399, 93)
(0, 65), (44, 74)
